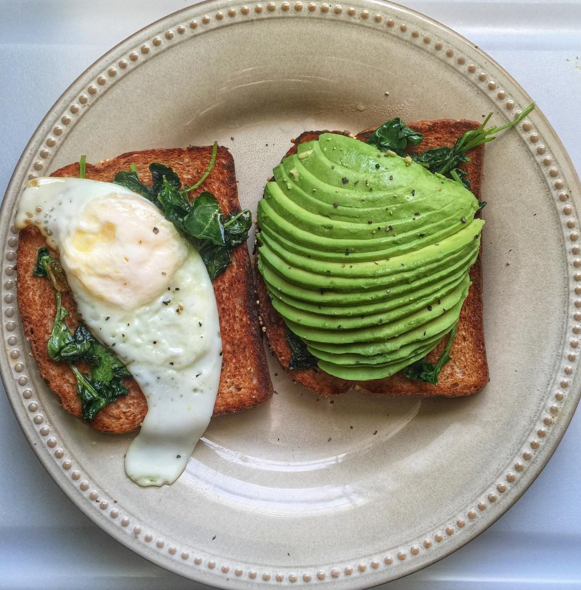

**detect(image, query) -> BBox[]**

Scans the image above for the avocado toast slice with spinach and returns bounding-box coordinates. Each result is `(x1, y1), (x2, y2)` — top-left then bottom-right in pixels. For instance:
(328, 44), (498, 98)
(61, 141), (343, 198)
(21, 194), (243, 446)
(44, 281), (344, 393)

(255, 119), (491, 397)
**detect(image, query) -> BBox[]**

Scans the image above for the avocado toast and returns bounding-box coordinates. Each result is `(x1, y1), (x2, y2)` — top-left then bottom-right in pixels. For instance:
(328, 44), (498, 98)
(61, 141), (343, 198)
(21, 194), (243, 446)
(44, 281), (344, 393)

(17, 146), (273, 433)
(256, 120), (489, 396)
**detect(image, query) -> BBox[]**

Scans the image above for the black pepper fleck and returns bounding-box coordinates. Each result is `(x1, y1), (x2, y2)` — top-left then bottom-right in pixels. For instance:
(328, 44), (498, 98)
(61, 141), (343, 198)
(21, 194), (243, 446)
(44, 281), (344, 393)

(342, 177), (349, 184)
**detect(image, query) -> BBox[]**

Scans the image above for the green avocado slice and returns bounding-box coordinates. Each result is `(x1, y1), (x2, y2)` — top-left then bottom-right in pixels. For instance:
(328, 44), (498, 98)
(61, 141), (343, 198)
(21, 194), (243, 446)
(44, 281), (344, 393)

(258, 197), (480, 256)
(269, 276), (468, 330)
(258, 219), (462, 263)
(300, 133), (477, 201)
(258, 245), (479, 305)
(267, 272), (468, 327)
(284, 147), (426, 205)
(284, 283), (469, 344)
(270, 162), (477, 238)
(307, 329), (446, 366)
(305, 300), (463, 357)
(258, 230), (481, 291)
(281, 146), (472, 213)
(272, 164), (410, 222)
(295, 137), (425, 192)
(272, 164), (476, 245)
(258, 221), (482, 279)
(317, 344), (439, 380)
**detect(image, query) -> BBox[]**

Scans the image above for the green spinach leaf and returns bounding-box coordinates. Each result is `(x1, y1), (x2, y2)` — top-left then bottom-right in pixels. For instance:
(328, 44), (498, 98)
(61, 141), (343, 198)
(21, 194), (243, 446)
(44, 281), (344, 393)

(412, 103), (536, 188)
(286, 329), (318, 371)
(33, 247), (52, 278)
(70, 365), (128, 422)
(57, 325), (93, 362)
(150, 163), (182, 195)
(199, 243), (232, 280)
(184, 192), (225, 247)
(223, 210), (253, 250)
(157, 177), (191, 230)
(112, 170), (155, 202)
(193, 205), (252, 279)
(413, 147), (469, 176)
(366, 118), (424, 156)
(38, 265), (130, 421)
(87, 336), (130, 382)
(33, 247), (68, 291)
(55, 324), (130, 388)
(47, 291), (75, 362)
(403, 324), (458, 385)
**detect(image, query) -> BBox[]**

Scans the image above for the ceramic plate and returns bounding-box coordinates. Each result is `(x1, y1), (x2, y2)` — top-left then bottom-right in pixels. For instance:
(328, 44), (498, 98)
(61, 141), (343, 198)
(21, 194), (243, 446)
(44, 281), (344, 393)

(2, 1), (580, 587)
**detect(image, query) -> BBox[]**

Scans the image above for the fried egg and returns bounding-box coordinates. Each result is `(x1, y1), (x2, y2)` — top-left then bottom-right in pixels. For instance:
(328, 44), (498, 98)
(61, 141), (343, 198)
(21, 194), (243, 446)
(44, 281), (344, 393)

(16, 177), (222, 486)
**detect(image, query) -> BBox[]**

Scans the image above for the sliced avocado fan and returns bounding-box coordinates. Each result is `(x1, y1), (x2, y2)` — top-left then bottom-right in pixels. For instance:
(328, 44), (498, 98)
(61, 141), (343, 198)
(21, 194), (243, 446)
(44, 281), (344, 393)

(257, 132), (484, 381)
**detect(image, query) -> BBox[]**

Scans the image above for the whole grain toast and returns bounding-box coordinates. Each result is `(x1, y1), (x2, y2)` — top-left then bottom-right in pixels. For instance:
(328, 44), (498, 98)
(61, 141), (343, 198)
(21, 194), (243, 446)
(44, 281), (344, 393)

(256, 121), (489, 397)
(17, 146), (273, 433)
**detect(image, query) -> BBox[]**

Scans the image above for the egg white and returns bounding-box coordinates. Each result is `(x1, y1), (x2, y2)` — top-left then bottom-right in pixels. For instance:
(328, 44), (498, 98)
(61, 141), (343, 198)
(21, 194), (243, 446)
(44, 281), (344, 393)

(16, 177), (222, 486)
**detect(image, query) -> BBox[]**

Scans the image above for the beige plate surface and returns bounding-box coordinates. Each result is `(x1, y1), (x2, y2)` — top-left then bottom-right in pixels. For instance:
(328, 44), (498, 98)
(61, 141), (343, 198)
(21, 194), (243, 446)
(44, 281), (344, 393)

(2, 0), (581, 587)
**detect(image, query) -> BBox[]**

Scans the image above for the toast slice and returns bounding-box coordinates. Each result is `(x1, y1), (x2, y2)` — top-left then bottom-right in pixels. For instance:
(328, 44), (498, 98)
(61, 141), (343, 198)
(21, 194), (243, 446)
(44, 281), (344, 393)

(256, 121), (489, 397)
(17, 146), (273, 433)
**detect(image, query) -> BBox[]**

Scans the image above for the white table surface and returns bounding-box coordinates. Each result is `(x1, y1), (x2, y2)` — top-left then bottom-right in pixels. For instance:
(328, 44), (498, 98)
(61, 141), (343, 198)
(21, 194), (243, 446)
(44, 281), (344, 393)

(1, 1), (581, 588)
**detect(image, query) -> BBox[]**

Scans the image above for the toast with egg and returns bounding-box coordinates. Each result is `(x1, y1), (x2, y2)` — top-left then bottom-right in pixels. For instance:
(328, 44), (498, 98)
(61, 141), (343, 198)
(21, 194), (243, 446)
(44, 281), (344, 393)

(18, 145), (273, 433)
(256, 120), (489, 396)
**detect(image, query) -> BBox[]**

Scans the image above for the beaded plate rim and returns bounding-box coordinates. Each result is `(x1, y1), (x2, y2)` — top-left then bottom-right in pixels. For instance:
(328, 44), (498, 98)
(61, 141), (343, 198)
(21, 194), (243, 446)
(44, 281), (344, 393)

(1, 0), (581, 587)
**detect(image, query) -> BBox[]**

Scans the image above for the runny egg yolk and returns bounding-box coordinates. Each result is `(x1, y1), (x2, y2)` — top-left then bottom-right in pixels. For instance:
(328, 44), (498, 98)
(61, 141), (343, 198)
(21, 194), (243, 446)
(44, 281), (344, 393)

(16, 177), (223, 487)
(58, 188), (188, 310)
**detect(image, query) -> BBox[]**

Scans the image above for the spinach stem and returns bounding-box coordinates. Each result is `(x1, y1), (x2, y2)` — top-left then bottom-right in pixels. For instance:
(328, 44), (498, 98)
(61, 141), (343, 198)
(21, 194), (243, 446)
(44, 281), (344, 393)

(186, 141), (218, 193)
(130, 163), (138, 174)
(79, 155), (86, 179)
(459, 103), (536, 154)
(223, 209), (251, 228)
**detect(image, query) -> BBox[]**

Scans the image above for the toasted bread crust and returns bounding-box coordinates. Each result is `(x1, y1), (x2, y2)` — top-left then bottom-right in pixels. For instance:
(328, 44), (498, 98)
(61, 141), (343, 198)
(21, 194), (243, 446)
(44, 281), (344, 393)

(17, 146), (273, 433)
(256, 121), (489, 397)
